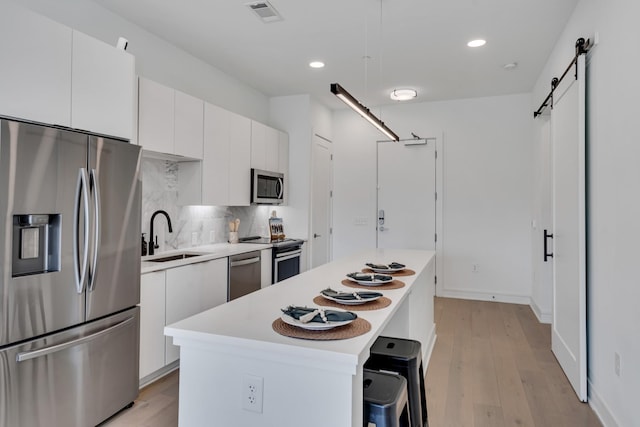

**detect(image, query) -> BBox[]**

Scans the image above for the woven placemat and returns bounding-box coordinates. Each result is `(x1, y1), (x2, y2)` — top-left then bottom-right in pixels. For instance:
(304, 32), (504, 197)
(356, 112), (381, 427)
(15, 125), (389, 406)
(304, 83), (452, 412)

(312, 295), (392, 311)
(341, 279), (405, 290)
(362, 268), (416, 277)
(272, 317), (371, 341)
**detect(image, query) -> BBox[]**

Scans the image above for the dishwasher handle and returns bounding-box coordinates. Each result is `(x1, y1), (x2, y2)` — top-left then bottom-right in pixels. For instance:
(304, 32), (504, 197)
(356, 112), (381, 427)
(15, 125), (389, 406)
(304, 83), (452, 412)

(230, 256), (261, 267)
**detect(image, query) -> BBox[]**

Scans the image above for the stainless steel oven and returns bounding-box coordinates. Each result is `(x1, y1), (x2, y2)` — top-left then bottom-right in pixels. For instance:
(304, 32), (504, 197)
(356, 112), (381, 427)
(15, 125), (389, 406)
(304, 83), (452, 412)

(239, 236), (303, 284)
(273, 244), (302, 284)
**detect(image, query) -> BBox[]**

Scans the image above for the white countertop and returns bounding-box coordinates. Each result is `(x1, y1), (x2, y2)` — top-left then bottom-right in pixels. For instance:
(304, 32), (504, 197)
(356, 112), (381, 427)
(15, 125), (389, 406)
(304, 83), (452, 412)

(165, 248), (435, 367)
(141, 243), (271, 274)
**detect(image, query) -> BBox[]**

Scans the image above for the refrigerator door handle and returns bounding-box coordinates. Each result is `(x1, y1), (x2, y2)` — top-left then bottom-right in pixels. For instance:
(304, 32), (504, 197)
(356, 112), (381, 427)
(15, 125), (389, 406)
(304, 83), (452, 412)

(73, 168), (90, 294)
(16, 316), (135, 362)
(88, 169), (101, 292)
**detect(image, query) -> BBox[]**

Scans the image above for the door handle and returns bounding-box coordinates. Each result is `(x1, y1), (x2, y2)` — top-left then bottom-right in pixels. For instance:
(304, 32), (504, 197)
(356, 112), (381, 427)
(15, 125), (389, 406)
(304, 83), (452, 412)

(88, 169), (101, 292)
(313, 233), (321, 238)
(73, 168), (90, 294)
(544, 229), (554, 262)
(379, 226), (386, 232)
(16, 316), (135, 362)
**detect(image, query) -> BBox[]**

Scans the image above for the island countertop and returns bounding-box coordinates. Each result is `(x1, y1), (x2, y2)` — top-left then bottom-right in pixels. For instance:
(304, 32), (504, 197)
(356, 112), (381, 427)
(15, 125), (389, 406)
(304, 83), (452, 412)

(165, 248), (436, 427)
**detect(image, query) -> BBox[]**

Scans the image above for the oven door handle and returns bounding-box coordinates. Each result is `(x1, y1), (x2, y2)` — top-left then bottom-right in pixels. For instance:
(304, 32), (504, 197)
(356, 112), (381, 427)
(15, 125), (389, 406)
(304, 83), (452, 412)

(275, 249), (302, 261)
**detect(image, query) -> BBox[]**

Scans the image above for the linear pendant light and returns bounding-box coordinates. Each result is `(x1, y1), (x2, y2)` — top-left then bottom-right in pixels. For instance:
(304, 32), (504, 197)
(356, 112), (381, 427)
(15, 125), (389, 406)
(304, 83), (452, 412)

(330, 83), (399, 141)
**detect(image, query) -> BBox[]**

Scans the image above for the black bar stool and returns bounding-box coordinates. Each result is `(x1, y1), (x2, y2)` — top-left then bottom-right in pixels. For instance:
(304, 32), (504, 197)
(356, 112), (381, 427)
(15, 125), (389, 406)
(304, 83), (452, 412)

(365, 336), (428, 427)
(363, 369), (411, 427)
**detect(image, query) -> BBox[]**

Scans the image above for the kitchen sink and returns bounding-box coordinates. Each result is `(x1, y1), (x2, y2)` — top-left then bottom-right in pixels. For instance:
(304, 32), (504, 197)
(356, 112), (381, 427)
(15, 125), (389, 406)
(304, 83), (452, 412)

(148, 253), (206, 263)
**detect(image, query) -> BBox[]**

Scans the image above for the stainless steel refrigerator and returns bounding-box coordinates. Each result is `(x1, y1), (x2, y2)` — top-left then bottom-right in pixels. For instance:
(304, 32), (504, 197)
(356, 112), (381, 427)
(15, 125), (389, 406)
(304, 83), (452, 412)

(0, 118), (142, 427)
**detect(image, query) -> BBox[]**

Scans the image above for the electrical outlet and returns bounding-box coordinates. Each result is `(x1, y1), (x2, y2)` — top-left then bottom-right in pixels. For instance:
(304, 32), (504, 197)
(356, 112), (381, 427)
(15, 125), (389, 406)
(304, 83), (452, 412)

(242, 374), (263, 413)
(209, 230), (216, 243)
(615, 352), (621, 377)
(191, 232), (198, 245)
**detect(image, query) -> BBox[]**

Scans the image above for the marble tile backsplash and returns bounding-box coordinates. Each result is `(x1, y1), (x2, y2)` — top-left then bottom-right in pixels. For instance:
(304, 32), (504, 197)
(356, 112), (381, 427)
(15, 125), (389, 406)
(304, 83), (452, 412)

(141, 158), (273, 253)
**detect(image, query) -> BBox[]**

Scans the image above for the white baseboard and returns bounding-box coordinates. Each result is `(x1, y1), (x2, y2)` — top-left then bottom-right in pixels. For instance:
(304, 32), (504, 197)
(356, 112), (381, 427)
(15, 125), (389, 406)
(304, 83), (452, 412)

(588, 378), (619, 427)
(529, 298), (552, 324)
(437, 289), (530, 305)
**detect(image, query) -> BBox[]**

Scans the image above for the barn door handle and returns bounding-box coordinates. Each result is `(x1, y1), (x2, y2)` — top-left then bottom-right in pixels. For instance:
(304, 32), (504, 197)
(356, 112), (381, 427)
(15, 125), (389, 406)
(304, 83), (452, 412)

(544, 229), (554, 262)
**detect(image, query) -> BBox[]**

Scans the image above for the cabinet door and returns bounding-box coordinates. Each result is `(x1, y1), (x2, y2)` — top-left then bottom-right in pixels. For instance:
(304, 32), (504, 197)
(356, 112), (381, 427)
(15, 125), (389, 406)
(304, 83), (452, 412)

(264, 125), (280, 172)
(174, 90), (203, 159)
(228, 112), (251, 206)
(138, 78), (174, 153)
(140, 271), (166, 379)
(251, 121), (280, 172)
(0, 3), (72, 126)
(260, 248), (272, 288)
(71, 31), (135, 139)
(202, 103), (230, 205)
(165, 258), (228, 363)
(250, 120), (267, 170)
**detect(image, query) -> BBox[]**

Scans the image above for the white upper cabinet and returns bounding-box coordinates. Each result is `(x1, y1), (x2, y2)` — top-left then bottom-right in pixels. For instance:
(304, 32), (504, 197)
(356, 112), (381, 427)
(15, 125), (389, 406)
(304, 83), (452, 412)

(138, 78), (174, 154)
(174, 90), (204, 159)
(0, 4), (135, 139)
(251, 120), (289, 173)
(251, 120), (280, 172)
(71, 31), (135, 140)
(202, 103), (251, 206)
(138, 77), (204, 158)
(0, 3), (72, 127)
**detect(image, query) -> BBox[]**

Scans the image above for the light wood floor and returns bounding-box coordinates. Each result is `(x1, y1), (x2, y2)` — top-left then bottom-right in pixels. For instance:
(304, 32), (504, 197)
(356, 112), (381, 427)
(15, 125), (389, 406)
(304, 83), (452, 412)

(427, 297), (601, 427)
(100, 370), (179, 427)
(103, 297), (602, 427)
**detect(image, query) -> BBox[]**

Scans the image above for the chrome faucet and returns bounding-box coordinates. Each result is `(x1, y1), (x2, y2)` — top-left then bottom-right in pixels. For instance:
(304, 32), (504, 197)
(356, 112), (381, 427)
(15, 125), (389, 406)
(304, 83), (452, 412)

(148, 210), (173, 256)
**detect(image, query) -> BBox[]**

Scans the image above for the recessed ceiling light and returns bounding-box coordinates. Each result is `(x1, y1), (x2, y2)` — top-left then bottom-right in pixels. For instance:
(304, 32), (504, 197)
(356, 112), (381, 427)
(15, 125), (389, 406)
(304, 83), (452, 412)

(309, 61), (325, 69)
(467, 39), (486, 48)
(390, 89), (417, 101)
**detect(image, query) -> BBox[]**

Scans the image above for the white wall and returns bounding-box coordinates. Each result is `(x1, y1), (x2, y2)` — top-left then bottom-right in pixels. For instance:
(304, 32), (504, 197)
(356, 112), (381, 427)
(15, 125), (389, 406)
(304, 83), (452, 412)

(532, 1), (640, 425)
(269, 95), (333, 244)
(333, 94), (533, 302)
(269, 95), (312, 240)
(16, 0), (269, 122)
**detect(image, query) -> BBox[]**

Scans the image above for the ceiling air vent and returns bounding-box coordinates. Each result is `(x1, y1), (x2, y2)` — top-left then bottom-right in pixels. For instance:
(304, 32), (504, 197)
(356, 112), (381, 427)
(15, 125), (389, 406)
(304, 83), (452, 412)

(245, 1), (283, 23)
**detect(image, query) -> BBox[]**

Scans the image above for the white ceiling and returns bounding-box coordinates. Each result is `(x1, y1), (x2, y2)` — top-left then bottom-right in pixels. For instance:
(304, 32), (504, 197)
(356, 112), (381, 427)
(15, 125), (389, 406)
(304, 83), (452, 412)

(94, 0), (578, 110)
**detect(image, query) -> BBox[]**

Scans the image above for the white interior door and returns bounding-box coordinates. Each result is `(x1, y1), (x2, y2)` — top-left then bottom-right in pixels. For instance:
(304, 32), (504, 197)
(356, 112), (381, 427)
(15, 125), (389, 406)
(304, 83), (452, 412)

(377, 139), (436, 250)
(551, 55), (587, 402)
(310, 135), (332, 268)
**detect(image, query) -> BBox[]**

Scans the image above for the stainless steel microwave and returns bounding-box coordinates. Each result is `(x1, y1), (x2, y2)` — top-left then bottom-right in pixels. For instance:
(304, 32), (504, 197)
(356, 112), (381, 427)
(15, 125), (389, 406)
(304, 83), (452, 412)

(251, 169), (284, 204)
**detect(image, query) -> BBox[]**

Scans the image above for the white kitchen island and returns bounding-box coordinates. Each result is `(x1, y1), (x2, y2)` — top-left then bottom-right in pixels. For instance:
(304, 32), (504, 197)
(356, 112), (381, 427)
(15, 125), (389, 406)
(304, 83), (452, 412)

(165, 249), (436, 427)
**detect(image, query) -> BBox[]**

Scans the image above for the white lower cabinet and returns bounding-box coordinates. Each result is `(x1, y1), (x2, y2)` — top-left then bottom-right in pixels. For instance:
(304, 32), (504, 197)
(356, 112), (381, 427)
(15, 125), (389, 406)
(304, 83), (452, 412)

(139, 257), (228, 381)
(139, 270), (167, 379)
(165, 258), (227, 363)
(261, 248), (272, 288)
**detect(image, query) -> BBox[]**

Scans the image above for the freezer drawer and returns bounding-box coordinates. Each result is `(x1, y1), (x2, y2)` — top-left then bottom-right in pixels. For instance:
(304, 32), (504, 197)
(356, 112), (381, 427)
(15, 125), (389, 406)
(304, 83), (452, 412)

(0, 307), (140, 427)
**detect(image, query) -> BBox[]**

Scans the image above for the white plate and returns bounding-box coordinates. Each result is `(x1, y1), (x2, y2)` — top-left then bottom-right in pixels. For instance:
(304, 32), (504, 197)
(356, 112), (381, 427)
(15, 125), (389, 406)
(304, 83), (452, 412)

(280, 313), (355, 330)
(346, 274), (393, 286)
(366, 264), (405, 273)
(320, 292), (382, 305)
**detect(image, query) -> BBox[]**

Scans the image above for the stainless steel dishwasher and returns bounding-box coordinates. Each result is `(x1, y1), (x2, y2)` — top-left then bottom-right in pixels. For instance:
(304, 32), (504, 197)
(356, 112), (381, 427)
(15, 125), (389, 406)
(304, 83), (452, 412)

(228, 251), (261, 301)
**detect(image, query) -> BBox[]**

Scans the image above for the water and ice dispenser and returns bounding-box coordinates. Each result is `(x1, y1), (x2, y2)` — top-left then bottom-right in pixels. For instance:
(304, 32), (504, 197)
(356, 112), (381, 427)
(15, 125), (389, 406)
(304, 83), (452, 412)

(12, 214), (61, 277)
